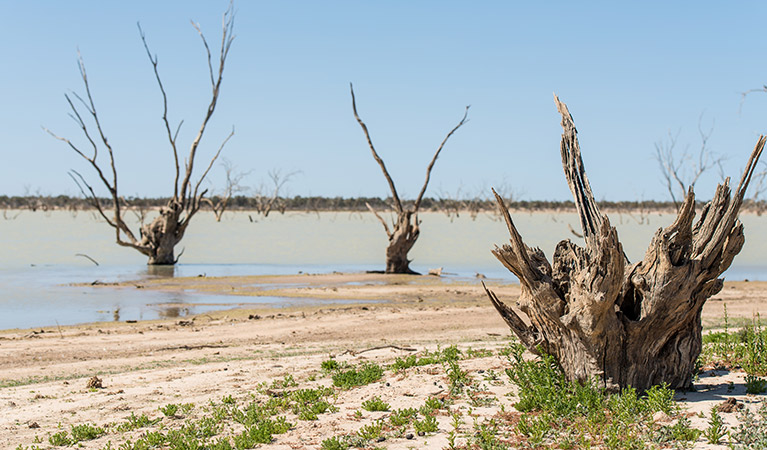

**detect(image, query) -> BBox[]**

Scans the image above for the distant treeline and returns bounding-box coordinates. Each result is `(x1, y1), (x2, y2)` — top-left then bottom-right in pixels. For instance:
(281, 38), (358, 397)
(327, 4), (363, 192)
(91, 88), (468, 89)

(4, 194), (766, 215)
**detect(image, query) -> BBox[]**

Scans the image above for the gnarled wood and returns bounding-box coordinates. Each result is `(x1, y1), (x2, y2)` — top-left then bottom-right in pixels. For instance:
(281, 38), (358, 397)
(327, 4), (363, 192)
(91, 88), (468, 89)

(485, 95), (765, 392)
(350, 83), (469, 274)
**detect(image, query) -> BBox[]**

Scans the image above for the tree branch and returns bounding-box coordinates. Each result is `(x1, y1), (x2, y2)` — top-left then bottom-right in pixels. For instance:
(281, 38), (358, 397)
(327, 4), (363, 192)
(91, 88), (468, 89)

(138, 22), (181, 200)
(413, 106), (469, 212)
(350, 83), (403, 214)
(366, 202), (392, 238)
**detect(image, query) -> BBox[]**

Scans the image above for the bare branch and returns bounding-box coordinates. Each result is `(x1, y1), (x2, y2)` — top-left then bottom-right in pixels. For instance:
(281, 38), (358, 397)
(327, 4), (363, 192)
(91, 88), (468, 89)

(366, 202), (392, 238)
(349, 83), (403, 213)
(739, 84), (767, 113)
(413, 105), (469, 212)
(181, 3), (236, 204)
(192, 127), (235, 208)
(68, 170), (116, 228)
(138, 22), (181, 199)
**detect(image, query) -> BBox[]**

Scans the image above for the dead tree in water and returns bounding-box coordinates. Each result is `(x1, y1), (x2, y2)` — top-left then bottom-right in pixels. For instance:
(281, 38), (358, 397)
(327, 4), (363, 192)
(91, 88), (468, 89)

(484, 95), (765, 392)
(204, 158), (249, 222)
(350, 83), (469, 274)
(46, 5), (235, 265)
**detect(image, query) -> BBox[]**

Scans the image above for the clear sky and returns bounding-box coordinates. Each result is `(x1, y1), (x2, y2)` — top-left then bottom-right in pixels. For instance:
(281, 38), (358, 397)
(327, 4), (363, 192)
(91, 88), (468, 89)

(1, 1), (766, 202)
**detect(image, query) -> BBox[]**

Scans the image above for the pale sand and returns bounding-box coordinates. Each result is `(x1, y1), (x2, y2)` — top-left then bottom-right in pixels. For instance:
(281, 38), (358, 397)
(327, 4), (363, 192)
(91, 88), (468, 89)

(1, 274), (765, 449)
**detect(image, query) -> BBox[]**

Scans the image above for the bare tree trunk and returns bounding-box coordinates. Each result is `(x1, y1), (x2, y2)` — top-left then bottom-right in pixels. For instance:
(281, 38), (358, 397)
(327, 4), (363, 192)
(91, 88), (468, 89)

(385, 211), (419, 274)
(139, 205), (182, 265)
(484, 95), (765, 392)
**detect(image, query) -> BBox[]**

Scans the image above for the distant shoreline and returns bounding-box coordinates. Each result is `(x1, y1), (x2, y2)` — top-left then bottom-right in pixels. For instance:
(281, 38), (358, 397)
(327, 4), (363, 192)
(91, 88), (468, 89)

(2, 194), (765, 215)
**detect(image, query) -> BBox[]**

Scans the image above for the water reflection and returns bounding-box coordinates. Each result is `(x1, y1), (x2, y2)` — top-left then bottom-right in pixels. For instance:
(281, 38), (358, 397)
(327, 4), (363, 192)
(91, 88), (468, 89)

(145, 265), (177, 278)
(157, 305), (189, 319)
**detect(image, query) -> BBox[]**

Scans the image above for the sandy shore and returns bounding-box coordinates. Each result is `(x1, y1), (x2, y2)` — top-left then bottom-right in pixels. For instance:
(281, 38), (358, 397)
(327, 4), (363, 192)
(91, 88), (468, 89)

(1, 274), (766, 449)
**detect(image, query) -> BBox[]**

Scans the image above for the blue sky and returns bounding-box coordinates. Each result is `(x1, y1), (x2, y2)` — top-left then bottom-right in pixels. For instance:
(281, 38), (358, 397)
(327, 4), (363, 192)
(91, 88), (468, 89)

(1, 1), (766, 201)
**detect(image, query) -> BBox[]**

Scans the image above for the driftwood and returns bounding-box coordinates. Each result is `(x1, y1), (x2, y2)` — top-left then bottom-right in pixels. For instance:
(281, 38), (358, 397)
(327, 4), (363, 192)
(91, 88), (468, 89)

(484, 95), (765, 392)
(350, 83), (469, 273)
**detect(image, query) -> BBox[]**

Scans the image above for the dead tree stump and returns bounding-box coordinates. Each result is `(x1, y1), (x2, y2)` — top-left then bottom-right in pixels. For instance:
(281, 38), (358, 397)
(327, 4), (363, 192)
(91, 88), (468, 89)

(484, 96), (765, 392)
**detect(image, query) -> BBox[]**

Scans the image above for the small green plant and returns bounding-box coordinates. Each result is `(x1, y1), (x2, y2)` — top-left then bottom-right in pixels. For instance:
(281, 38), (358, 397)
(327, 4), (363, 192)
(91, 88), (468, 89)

(445, 359), (471, 394)
(321, 359), (340, 372)
(362, 396), (390, 412)
(420, 396), (446, 415)
(390, 346), (463, 372)
(703, 406), (727, 444)
(160, 403), (179, 417)
(48, 431), (72, 446)
(357, 420), (384, 440)
(730, 400), (767, 449)
(271, 374), (298, 389)
(746, 374), (767, 394)
(652, 416), (701, 444)
(321, 436), (349, 450)
(389, 408), (418, 426)
(515, 412), (553, 445)
(644, 383), (676, 416)
(116, 412), (160, 432)
(470, 419), (508, 450)
(332, 363), (384, 389)
(70, 423), (105, 442)
(413, 415), (439, 434)
(290, 387), (336, 420)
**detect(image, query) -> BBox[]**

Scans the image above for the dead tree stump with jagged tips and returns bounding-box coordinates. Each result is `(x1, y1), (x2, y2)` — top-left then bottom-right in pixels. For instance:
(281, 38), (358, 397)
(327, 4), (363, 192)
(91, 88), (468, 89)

(484, 96), (765, 392)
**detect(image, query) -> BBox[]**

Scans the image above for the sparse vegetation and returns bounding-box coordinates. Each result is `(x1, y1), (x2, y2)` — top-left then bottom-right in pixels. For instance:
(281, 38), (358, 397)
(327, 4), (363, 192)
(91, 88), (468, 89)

(331, 362), (384, 389)
(12, 314), (767, 450)
(699, 311), (767, 376)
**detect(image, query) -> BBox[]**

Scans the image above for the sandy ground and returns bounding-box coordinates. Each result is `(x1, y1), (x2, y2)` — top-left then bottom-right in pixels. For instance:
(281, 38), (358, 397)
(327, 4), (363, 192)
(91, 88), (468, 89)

(1, 274), (766, 449)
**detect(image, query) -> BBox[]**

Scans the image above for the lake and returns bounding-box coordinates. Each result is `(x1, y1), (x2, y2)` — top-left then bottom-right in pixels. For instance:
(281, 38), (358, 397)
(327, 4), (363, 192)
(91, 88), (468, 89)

(1, 209), (766, 330)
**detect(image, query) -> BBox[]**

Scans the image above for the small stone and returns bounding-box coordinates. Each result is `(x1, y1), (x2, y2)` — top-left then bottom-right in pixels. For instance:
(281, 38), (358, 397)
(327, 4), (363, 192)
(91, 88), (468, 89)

(405, 433), (414, 440)
(417, 431), (425, 436)
(478, 369), (485, 373)
(385, 382), (390, 387)
(28, 422), (39, 429)
(376, 436), (386, 442)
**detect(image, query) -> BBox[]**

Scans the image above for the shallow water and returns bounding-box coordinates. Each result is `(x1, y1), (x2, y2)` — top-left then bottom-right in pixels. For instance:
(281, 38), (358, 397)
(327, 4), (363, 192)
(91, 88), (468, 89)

(1, 209), (765, 330)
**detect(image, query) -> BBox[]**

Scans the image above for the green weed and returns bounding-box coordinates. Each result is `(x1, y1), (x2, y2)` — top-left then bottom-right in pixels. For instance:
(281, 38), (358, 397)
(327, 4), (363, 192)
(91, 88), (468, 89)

(357, 420), (383, 440)
(703, 406), (726, 444)
(413, 415), (439, 434)
(730, 400), (767, 449)
(70, 423), (105, 442)
(361, 396), (390, 412)
(159, 403), (179, 417)
(746, 374), (767, 394)
(48, 431), (72, 446)
(389, 408), (418, 427)
(320, 436), (349, 450)
(445, 359), (471, 394)
(332, 363), (384, 389)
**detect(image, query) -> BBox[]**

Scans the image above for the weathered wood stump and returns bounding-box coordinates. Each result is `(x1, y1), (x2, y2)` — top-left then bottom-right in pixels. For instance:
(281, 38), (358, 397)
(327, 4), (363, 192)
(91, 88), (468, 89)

(484, 96), (765, 392)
